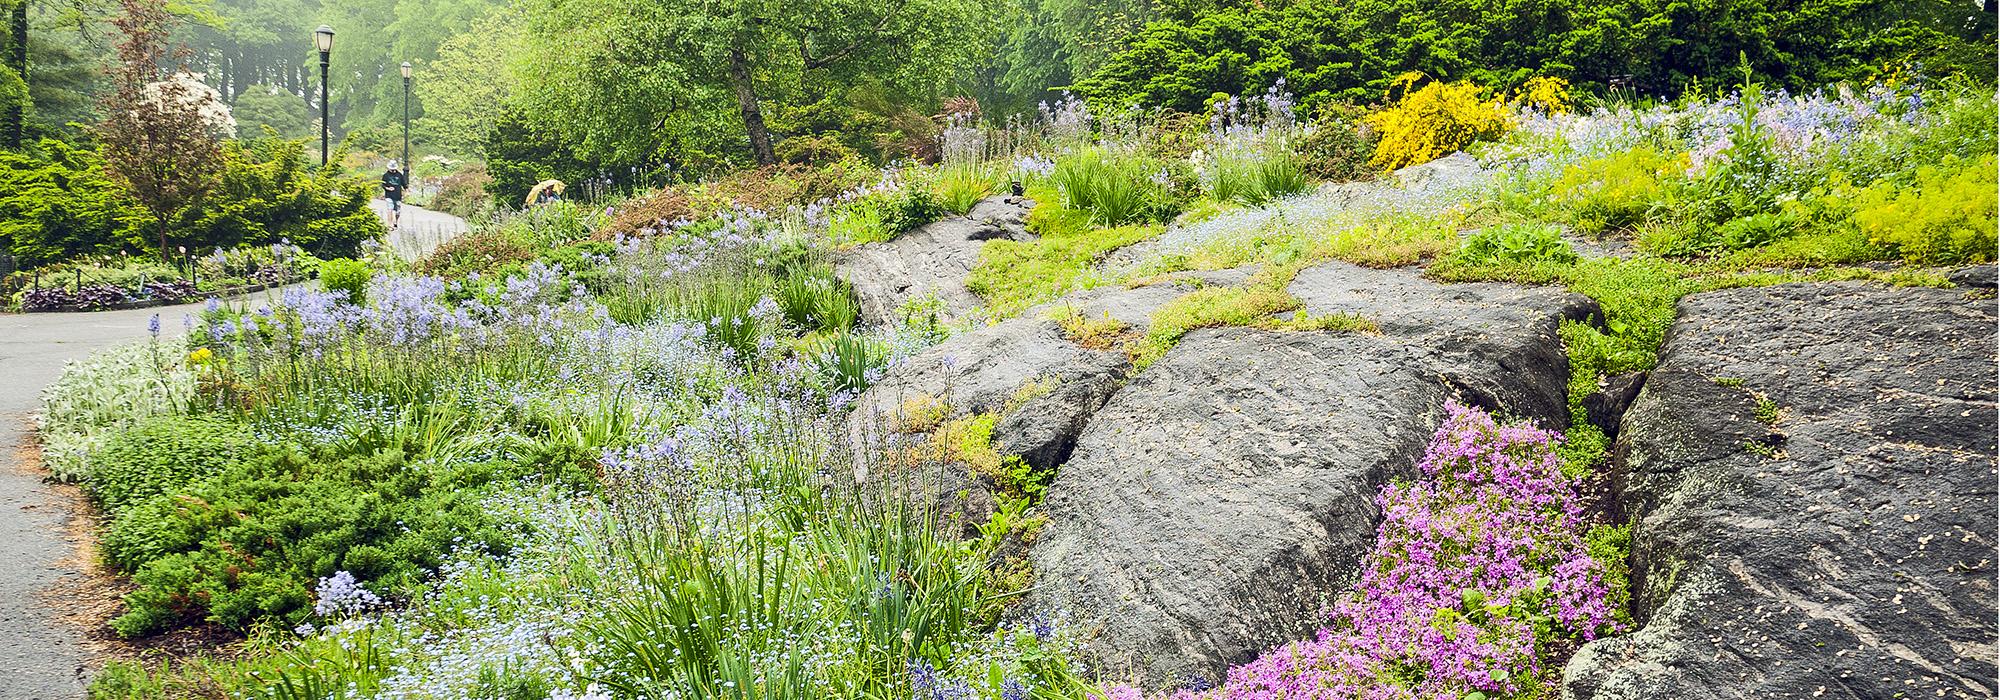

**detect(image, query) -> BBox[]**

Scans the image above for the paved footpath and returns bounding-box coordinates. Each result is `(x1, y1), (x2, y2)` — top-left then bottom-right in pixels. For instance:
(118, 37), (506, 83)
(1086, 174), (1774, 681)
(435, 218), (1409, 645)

(371, 200), (472, 261)
(0, 297), (218, 698)
(0, 206), (466, 698)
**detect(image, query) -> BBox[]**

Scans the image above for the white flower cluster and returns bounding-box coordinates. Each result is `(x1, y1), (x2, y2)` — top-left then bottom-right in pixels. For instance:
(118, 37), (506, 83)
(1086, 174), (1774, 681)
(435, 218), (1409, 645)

(141, 71), (237, 139)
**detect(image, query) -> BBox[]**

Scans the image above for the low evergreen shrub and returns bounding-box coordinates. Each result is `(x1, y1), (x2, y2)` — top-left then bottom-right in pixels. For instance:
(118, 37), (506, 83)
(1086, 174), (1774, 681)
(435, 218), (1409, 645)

(104, 440), (533, 637)
(85, 415), (260, 516)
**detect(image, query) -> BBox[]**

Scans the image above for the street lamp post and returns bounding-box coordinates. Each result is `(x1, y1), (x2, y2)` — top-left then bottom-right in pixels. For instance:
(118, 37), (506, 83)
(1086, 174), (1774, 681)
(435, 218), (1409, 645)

(400, 61), (412, 176)
(314, 25), (335, 168)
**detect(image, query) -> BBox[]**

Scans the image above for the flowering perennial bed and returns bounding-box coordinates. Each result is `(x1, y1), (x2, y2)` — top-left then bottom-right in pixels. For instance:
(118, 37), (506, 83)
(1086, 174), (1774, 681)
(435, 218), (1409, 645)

(1106, 403), (1622, 700)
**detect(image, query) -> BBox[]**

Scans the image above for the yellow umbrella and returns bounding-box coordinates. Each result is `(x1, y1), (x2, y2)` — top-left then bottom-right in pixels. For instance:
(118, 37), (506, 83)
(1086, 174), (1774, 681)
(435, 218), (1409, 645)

(525, 179), (566, 207)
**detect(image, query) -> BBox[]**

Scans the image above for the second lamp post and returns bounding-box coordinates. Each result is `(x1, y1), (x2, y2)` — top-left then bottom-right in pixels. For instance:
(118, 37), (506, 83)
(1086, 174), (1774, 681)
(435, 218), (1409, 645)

(400, 61), (412, 175)
(314, 25), (334, 168)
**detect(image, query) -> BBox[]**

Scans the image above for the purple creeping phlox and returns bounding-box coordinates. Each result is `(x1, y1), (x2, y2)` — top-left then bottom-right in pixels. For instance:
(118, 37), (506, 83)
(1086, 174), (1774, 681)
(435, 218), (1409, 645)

(1102, 402), (1619, 700)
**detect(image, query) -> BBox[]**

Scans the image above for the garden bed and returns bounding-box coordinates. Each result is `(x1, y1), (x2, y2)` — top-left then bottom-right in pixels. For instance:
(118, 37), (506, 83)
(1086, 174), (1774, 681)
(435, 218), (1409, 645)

(19, 280), (295, 313)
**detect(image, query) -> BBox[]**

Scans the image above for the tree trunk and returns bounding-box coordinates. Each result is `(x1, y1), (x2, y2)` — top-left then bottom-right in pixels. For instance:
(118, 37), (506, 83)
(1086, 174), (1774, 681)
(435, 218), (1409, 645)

(725, 45), (775, 166)
(5, 0), (26, 149)
(156, 213), (170, 263)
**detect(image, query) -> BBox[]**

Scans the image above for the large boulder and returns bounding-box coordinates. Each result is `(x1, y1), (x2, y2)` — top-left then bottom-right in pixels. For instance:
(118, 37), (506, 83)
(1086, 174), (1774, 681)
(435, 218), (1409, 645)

(848, 283), (1189, 533)
(1562, 283), (1998, 700)
(852, 283), (1188, 469)
(1031, 261), (1597, 686)
(1030, 328), (1448, 685)
(1288, 261), (1599, 425)
(835, 195), (1034, 326)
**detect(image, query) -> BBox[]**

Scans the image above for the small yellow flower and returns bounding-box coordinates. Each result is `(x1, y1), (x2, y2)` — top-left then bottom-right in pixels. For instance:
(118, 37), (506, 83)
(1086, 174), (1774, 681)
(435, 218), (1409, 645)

(188, 348), (214, 365)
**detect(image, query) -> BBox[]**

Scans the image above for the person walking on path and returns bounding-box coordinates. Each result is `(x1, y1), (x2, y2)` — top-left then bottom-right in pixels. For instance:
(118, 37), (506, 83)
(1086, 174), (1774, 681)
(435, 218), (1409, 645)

(381, 162), (408, 228)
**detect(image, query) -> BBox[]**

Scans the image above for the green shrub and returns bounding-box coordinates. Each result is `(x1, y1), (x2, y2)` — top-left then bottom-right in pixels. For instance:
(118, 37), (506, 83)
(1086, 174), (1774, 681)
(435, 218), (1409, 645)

(500, 199), (605, 248)
(1851, 153), (1997, 265)
(1297, 104), (1380, 182)
(427, 164), (495, 221)
(177, 137), (386, 260)
(318, 258), (370, 304)
(0, 139), (148, 268)
(885, 186), (946, 234)
(826, 186), (945, 246)
(1072, 0), (1997, 113)
(415, 225), (538, 279)
(104, 441), (527, 637)
(85, 415), (259, 516)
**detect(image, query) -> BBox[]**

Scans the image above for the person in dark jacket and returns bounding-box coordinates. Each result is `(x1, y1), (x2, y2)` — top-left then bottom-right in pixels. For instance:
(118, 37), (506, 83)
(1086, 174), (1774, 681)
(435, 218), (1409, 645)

(381, 162), (407, 227)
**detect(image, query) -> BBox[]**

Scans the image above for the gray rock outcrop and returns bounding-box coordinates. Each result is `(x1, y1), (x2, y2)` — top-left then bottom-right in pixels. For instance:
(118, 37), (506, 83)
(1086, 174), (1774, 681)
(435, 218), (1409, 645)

(1030, 261), (1598, 686)
(834, 195), (1034, 326)
(848, 283), (1188, 531)
(1562, 283), (1998, 700)
(1948, 263), (1996, 290)
(1288, 261), (1599, 424)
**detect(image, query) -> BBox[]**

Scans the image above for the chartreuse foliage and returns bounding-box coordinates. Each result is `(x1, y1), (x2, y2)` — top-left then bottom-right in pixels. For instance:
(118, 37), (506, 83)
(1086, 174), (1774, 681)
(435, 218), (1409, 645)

(318, 258), (371, 303)
(0, 139), (148, 266)
(1850, 153), (1998, 264)
(967, 180), (1165, 318)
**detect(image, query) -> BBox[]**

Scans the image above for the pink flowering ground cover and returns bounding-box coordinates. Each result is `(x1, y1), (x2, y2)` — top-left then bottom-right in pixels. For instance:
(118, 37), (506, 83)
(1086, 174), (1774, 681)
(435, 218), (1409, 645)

(1104, 402), (1628, 700)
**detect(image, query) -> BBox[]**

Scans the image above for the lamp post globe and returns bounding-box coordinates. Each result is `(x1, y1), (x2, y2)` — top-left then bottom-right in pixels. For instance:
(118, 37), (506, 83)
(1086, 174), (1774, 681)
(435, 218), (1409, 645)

(314, 25), (334, 167)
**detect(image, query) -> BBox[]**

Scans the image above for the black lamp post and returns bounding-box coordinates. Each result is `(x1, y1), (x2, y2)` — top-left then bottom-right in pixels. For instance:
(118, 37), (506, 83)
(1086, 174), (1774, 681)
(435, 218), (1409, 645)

(400, 61), (412, 174)
(314, 25), (335, 168)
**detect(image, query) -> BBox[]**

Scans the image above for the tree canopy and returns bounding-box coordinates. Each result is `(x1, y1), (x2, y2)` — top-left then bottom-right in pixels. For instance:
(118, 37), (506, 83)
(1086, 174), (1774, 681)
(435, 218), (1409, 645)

(1072, 0), (1999, 112)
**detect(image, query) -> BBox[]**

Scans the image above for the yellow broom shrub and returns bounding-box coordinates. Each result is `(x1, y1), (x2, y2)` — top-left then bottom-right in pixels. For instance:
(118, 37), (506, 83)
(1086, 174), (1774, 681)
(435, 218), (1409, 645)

(1365, 73), (1513, 170)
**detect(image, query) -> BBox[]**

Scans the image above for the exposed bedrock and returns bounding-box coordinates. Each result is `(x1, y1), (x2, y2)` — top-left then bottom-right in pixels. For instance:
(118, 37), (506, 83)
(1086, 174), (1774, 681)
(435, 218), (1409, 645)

(1287, 261), (1602, 426)
(834, 195), (1035, 326)
(1028, 262), (1598, 686)
(1562, 283), (1998, 700)
(847, 283), (1190, 533)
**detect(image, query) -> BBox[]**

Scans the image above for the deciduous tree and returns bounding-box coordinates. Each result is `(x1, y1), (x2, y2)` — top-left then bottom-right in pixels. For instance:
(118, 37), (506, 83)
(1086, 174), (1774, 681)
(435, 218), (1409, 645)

(96, 0), (223, 261)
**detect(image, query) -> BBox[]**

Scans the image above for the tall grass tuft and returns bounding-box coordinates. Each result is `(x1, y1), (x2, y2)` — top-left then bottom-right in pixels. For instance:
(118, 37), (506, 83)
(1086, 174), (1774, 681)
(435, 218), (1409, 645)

(1050, 147), (1173, 225)
(933, 163), (1003, 214)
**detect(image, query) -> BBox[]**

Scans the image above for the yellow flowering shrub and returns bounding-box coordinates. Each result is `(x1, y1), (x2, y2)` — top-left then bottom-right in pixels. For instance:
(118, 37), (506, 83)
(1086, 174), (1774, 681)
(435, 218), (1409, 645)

(1365, 73), (1513, 170)
(1515, 76), (1574, 113)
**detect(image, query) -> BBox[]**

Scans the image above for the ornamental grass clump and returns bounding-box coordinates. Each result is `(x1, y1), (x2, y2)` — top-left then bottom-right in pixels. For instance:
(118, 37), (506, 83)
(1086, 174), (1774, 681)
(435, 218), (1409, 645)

(1128, 403), (1622, 700)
